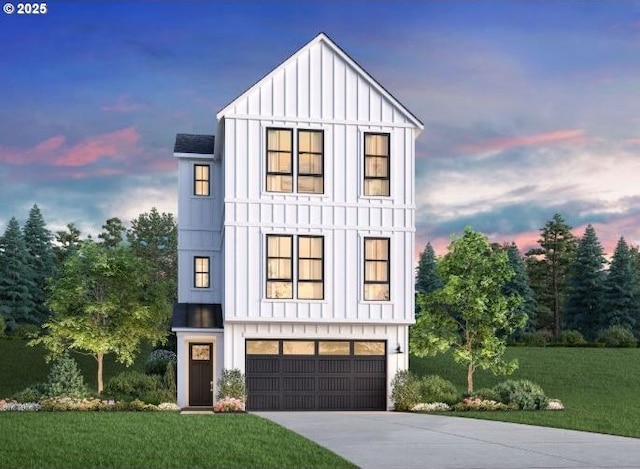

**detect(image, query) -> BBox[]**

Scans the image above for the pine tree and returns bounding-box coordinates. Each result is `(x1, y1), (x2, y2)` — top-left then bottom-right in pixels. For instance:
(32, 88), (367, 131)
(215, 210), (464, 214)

(603, 237), (638, 333)
(525, 213), (577, 339)
(0, 217), (37, 331)
(23, 204), (55, 324)
(503, 243), (537, 333)
(98, 217), (126, 248)
(415, 243), (443, 294)
(53, 223), (82, 267)
(564, 225), (606, 340)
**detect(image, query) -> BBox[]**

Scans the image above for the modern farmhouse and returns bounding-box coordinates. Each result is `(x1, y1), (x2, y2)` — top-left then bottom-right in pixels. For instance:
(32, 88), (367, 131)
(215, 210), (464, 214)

(171, 33), (423, 410)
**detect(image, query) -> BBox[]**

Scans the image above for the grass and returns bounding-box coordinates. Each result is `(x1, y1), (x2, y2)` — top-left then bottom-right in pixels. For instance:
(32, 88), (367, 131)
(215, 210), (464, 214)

(410, 346), (640, 438)
(0, 412), (355, 469)
(0, 339), (150, 397)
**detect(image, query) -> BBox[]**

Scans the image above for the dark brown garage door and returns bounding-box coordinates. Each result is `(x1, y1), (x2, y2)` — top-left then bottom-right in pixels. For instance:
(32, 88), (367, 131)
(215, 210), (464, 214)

(246, 339), (386, 411)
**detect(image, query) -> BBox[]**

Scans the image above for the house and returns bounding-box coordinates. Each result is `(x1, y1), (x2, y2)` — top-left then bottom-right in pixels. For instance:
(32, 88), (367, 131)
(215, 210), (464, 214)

(171, 32), (423, 410)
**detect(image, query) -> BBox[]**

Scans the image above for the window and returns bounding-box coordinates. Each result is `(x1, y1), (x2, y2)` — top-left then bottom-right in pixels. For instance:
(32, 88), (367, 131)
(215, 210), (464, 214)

(266, 129), (293, 193)
(297, 236), (324, 299)
(266, 235), (324, 300)
(266, 128), (324, 194)
(266, 235), (293, 299)
(246, 340), (279, 355)
(364, 238), (390, 300)
(194, 164), (210, 196)
(354, 341), (385, 355)
(194, 256), (210, 288)
(282, 341), (315, 355)
(297, 130), (323, 194)
(364, 133), (390, 196)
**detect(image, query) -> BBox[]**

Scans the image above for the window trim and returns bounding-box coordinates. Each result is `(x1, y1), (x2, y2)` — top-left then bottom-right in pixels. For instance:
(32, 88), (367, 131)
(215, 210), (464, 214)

(193, 164), (210, 196)
(194, 256), (210, 289)
(266, 128), (294, 193)
(297, 129), (324, 194)
(363, 132), (390, 197)
(363, 237), (390, 301)
(297, 235), (324, 300)
(266, 234), (294, 299)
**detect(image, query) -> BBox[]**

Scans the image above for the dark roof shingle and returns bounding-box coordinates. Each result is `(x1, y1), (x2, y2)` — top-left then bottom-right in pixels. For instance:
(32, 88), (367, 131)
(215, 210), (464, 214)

(174, 133), (215, 155)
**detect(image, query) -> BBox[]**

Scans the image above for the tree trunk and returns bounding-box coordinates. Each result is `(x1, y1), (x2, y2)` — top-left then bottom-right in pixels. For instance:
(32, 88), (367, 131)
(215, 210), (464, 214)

(467, 364), (474, 393)
(97, 352), (104, 394)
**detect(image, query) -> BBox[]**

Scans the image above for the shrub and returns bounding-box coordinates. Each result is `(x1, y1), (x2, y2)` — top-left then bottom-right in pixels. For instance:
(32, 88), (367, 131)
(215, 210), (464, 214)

(390, 370), (420, 411)
(417, 375), (459, 405)
(412, 402), (451, 412)
(103, 371), (172, 404)
(216, 368), (246, 401)
(12, 383), (48, 403)
(214, 397), (246, 413)
(521, 331), (549, 347)
(597, 325), (637, 348)
(46, 355), (88, 398)
(11, 324), (41, 340)
(558, 330), (587, 346)
(0, 315), (5, 337)
(469, 387), (500, 402)
(493, 379), (548, 410)
(144, 349), (177, 376)
(452, 397), (516, 411)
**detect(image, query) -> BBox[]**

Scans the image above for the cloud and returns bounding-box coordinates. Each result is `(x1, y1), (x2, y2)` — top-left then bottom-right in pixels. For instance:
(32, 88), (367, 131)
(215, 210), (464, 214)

(101, 96), (147, 113)
(457, 129), (587, 155)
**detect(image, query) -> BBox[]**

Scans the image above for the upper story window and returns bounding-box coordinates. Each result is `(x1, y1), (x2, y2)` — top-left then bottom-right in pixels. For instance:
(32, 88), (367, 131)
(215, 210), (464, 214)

(266, 234), (324, 300)
(266, 128), (324, 194)
(364, 133), (390, 196)
(194, 256), (210, 288)
(364, 238), (390, 301)
(194, 164), (210, 196)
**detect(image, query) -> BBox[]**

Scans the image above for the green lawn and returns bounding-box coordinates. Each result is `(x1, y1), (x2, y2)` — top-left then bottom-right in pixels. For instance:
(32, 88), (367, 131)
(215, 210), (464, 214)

(0, 412), (355, 469)
(410, 346), (640, 438)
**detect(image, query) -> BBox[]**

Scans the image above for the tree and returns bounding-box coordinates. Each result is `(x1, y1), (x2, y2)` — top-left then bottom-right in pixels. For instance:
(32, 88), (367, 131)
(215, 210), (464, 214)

(53, 223), (82, 267)
(603, 237), (639, 333)
(98, 217), (126, 248)
(23, 204), (55, 324)
(525, 213), (577, 339)
(31, 242), (170, 393)
(415, 243), (443, 294)
(564, 225), (607, 339)
(0, 217), (37, 330)
(410, 227), (525, 393)
(502, 243), (537, 334)
(127, 208), (178, 302)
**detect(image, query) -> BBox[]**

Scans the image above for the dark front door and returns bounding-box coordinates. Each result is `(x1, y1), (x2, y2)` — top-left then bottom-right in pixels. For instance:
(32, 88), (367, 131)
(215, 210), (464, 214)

(189, 343), (213, 407)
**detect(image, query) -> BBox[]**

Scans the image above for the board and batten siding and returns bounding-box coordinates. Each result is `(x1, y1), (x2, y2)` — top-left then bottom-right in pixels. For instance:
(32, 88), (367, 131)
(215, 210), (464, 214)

(176, 155), (224, 304)
(220, 36), (416, 326)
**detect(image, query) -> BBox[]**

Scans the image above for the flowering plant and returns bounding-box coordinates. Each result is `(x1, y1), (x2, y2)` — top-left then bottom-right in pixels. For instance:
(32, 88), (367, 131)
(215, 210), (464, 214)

(214, 397), (245, 413)
(546, 399), (565, 411)
(0, 400), (41, 412)
(412, 402), (451, 412)
(453, 397), (517, 411)
(158, 402), (180, 411)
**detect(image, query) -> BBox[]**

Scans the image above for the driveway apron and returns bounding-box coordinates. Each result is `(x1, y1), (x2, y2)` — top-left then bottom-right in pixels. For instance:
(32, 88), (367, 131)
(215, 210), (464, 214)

(255, 412), (640, 469)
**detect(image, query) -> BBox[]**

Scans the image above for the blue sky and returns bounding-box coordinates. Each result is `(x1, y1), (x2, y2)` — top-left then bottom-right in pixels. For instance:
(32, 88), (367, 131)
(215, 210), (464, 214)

(1, 1), (639, 256)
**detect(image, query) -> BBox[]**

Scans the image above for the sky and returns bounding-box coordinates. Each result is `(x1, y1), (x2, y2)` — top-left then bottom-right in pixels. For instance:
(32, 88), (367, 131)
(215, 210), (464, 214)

(1, 1), (640, 258)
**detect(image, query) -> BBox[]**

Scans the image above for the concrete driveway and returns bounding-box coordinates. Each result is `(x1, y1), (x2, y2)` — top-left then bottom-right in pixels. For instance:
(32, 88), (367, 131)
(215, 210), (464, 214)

(256, 412), (640, 469)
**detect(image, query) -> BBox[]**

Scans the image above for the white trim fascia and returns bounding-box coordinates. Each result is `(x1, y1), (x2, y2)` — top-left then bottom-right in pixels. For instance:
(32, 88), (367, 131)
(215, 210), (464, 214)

(172, 328), (225, 333)
(223, 317), (415, 325)
(224, 113), (419, 129)
(174, 152), (215, 160)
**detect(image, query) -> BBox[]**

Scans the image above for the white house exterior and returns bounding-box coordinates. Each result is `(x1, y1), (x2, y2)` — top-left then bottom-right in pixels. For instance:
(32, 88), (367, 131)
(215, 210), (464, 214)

(172, 33), (423, 410)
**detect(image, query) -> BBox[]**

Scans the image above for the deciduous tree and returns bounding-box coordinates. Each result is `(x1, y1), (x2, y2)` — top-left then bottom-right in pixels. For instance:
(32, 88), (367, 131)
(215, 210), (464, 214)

(410, 227), (525, 393)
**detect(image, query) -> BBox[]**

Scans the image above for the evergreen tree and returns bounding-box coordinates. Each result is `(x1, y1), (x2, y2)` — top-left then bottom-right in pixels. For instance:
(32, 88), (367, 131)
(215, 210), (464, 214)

(564, 225), (606, 340)
(23, 204), (55, 324)
(0, 217), (37, 330)
(603, 237), (638, 333)
(53, 223), (82, 267)
(415, 243), (443, 294)
(98, 217), (126, 248)
(525, 213), (577, 339)
(502, 243), (537, 333)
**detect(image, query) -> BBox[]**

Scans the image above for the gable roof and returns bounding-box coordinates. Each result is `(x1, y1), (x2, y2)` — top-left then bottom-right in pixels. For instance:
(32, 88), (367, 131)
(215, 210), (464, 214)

(216, 32), (423, 131)
(174, 134), (215, 155)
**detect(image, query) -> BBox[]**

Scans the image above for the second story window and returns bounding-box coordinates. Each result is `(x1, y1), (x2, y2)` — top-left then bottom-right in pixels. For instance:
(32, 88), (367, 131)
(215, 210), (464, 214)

(194, 164), (210, 196)
(364, 238), (390, 301)
(194, 256), (210, 288)
(297, 236), (324, 299)
(266, 128), (324, 194)
(266, 235), (293, 298)
(364, 133), (390, 196)
(266, 129), (293, 193)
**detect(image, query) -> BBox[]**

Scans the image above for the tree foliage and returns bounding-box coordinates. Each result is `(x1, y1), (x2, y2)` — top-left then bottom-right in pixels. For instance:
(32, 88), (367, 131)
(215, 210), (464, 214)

(53, 223), (82, 267)
(604, 237), (639, 333)
(31, 241), (170, 393)
(0, 217), (36, 331)
(502, 243), (537, 334)
(410, 227), (525, 392)
(415, 243), (443, 294)
(98, 217), (126, 248)
(565, 225), (607, 340)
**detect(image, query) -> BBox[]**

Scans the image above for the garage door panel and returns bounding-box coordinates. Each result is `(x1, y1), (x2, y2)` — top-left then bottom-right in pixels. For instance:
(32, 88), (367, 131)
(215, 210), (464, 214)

(246, 357), (279, 373)
(282, 358), (316, 373)
(283, 376), (314, 391)
(318, 358), (350, 373)
(353, 359), (385, 373)
(354, 376), (386, 391)
(247, 377), (279, 392)
(318, 377), (350, 391)
(318, 395), (351, 410)
(251, 394), (280, 410)
(283, 395), (315, 410)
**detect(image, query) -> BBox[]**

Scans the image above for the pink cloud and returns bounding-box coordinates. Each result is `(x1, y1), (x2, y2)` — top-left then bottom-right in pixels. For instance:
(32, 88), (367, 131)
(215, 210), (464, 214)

(624, 138), (640, 146)
(458, 129), (586, 154)
(34, 135), (66, 153)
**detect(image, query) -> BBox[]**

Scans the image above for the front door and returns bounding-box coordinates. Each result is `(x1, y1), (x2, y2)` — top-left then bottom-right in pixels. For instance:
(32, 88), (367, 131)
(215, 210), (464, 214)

(189, 343), (213, 407)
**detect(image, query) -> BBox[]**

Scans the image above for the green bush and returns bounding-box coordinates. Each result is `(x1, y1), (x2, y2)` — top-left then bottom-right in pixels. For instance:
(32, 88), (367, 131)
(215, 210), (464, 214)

(12, 383), (48, 402)
(597, 325), (637, 348)
(493, 379), (548, 410)
(521, 331), (549, 347)
(417, 375), (459, 405)
(103, 370), (172, 404)
(144, 349), (177, 376)
(46, 354), (88, 398)
(558, 330), (588, 346)
(0, 315), (5, 337)
(11, 324), (41, 340)
(390, 370), (420, 411)
(469, 387), (501, 402)
(216, 368), (246, 401)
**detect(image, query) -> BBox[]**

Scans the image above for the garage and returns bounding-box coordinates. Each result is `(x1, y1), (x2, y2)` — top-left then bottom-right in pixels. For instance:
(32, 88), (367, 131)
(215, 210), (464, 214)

(246, 339), (387, 411)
